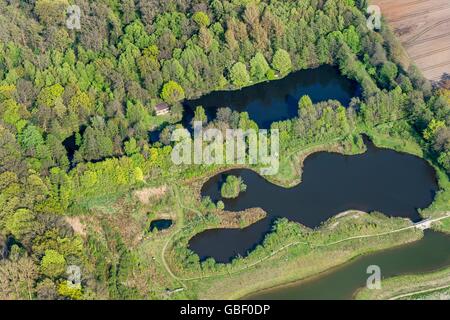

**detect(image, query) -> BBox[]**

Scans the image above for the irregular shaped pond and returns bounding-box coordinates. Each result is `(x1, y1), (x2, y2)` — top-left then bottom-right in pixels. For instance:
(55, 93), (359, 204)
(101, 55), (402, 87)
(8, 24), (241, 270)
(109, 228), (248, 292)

(183, 65), (359, 129)
(189, 137), (438, 263)
(150, 219), (173, 232)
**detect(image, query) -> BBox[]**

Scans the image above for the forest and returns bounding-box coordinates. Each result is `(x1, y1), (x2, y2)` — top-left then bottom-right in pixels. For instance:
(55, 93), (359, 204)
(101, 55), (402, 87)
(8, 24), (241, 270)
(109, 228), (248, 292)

(0, 0), (449, 299)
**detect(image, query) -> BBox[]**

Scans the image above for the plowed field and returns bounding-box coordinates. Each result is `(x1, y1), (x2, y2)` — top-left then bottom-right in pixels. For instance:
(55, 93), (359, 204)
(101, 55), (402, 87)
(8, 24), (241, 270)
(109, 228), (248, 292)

(373, 0), (450, 81)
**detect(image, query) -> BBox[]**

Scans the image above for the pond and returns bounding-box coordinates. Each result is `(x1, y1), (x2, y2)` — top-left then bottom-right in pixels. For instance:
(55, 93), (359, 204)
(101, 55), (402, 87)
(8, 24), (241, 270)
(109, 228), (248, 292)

(245, 230), (450, 300)
(188, 137), (438, 263)
(0, 236), (16, 260)
(62, 125), (86, 165)
(183, 65), (359, 129)
(149, 219), (173, 232)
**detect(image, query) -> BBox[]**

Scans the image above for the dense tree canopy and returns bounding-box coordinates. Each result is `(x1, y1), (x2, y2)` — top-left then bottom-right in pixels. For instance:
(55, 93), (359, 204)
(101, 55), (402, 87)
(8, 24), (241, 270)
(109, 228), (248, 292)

(272, 49), (292, 75)
(230, 62), (250, 88)
(0, 0), (448, 300)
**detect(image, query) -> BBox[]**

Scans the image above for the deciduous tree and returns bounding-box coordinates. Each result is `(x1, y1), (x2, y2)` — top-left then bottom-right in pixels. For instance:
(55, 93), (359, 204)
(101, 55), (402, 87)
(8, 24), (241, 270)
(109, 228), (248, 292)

(230, 62), (250, 88)
(272, 49), (292, 75)
(161, 81), (185, 104)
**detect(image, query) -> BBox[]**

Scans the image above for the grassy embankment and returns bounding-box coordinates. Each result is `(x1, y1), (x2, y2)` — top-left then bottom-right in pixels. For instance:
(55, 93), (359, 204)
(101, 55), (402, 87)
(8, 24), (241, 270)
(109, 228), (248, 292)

(163, 131), (442, 299)
(355, 266), (450, 300)
(183, 214), (422, 299)
(79, 129), (449, 299)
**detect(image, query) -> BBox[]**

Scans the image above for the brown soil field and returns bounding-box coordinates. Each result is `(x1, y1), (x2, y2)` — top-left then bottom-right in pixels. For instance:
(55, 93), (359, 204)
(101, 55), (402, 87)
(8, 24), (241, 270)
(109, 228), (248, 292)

(372, 0), (450, 81)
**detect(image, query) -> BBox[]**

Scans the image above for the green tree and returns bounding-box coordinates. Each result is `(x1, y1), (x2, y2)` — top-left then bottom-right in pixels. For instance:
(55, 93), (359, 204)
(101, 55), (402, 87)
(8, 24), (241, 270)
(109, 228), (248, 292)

(299, 95), (313, 110)
(316, 37), (331, 64)
(298, 95), (314, 118)
(192, 11), (210, 27)
(437, 151), (450, 173)
(161, 81), (185, 104)
(5, 209), (36, 240)
(272, 49), (292, 75)
(230, 62), (250, 88)
(193, 106), (208, 125)
(34, 0), (68, 26)
(134, 167), (144, 182)
(1, 99), (26, 131)
(58, 281), (83, 300)
(250, 52), (270, 81)
(68, 91), (93, 120)
(238, 112), (259, 131)
(79, 123), (114, 162)
(336, 106), (350, 134)
(343, 26), (361, 54)
(217, 200), (225, 210)
(0, 127), (26, 176)
(40, 250), (66, 278)
(124, 138), (140, 156)
(379, 62), (398, 87)
(37, 84), (64, 108)
(18, 125), (44, 153)
(221, 175), (247, 199)
(423, 119), (445, 141)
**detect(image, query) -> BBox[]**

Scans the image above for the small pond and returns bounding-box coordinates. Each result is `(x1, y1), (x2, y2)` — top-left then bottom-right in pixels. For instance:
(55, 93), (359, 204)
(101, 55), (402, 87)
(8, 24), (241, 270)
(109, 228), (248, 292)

(183, 65), (359, 129)
(150, 219), (173, 232)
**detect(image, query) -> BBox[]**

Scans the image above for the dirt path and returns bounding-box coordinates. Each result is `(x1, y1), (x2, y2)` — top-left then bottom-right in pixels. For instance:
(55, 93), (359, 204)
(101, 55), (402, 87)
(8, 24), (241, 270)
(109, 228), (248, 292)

(160, 185), (205, 286)
(161, 198), (450, 282)
(389, 283), (450, 300)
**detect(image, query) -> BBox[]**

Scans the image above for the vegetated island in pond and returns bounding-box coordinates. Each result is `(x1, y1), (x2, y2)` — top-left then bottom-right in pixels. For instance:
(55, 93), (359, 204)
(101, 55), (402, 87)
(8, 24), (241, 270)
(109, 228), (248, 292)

(189, 136), (438, 263)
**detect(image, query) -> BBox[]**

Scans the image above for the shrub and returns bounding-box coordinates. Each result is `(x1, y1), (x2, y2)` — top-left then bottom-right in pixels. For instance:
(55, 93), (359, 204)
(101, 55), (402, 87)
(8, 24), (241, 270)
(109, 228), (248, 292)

(220, 175), (247, 199)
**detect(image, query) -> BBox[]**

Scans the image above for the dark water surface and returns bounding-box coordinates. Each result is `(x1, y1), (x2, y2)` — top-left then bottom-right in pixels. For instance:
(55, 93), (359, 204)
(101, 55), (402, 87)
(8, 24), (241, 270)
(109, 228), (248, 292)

(63, 125), (86, 165)
(246, 230), (450, 300)
(150, 219), (173, 231)
(183, 65), (359, 128)
(189, 138), (438, 263)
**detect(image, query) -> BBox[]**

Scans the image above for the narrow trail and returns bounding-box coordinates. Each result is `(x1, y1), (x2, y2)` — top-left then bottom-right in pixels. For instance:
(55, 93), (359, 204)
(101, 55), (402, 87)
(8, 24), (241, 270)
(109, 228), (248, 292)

(159, 136), (449, 286)
(161, 224), (187, 287)
(389, 283), (450, 300)
(160, 185), (206, 286)
(160, 195), (450, 282)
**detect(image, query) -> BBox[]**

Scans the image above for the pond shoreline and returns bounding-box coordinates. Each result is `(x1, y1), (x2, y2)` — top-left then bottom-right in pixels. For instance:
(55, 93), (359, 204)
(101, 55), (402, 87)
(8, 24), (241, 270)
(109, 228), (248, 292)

(189, 135), (438, 262)
(243, 229), (450, 300)
(182, 65), (360, 129)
